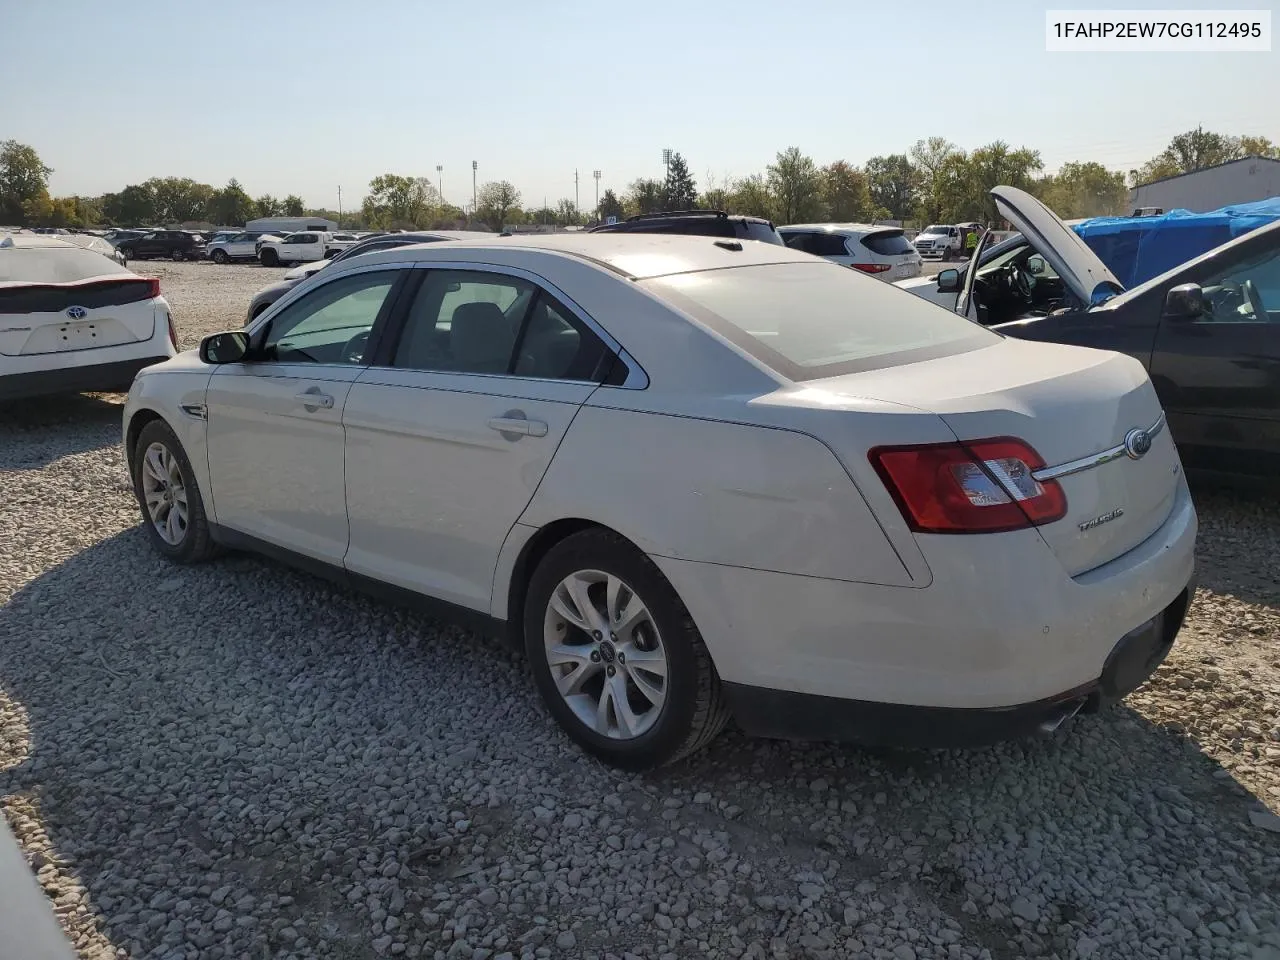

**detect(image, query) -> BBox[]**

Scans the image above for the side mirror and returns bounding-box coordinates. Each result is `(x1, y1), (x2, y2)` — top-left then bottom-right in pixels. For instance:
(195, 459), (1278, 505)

(936, 269), (961, 293)
(200, 330), (249, 364)
(1027, 255), (1047, 276)
(1163, 283), (1204, 321)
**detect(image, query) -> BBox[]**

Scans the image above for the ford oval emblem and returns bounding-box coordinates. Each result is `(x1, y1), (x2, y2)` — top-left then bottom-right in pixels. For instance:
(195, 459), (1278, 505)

(66, 306), (88, 320)
(1124, 427), (1152, 460)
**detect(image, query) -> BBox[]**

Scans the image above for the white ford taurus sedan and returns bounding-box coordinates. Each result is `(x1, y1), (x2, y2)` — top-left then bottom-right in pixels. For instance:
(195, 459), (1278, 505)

(122, 233), (1197, 768)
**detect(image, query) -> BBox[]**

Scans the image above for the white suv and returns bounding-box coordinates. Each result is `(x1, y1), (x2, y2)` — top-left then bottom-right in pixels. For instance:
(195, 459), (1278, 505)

(779, 224), (922, 280)
(208, 232), (281, 264)
(0, 234), (177, 400)
(258, 232), (332, 267)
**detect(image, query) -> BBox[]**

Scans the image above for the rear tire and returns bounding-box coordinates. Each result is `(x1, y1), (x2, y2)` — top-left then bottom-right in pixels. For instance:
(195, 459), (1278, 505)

(260, 248), (279, 267)
(523, 528), (729, 769)
(171, 249), (185, 261)
(211, 249), (229, 264)
(132, 420), (219, 564)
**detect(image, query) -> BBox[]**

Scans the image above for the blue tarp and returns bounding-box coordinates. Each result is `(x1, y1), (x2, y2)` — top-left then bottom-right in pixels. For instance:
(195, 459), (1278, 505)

(1072, 198), (1280, 288)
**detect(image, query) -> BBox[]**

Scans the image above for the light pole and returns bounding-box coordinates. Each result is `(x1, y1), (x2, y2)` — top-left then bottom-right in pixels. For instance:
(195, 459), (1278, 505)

(574, 169), (579, 221)
(593, 170), (601, 221)
(471, 160), (478, 217)
(436, 165), (442, 203)
(337, 185), (342, 227)
(662, 148), (672, 180)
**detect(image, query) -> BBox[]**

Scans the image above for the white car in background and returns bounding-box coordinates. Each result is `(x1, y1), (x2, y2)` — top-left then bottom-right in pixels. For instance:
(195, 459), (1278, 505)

(779, 224), (922, 280)
(1, 234), (177, 400)
(207, 232), (282, 264)
(324, 233), (361, 258)
(913, 224), (965, 259)
(258, 231), (332, 267)
(123, 233), (1195, 769)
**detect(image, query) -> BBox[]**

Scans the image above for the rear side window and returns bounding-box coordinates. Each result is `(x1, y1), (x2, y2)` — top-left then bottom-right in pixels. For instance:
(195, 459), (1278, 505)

(644, 261), (996, 380)
(861, 231), (914, 256)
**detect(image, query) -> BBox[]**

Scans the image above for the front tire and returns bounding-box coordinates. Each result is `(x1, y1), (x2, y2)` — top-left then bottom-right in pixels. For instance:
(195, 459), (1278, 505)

(171, 249), (185, 261)
(523, 529), (729, 769)
(260, 248), (279, 267)
(132, 420), (218, 564)
(211, 249), (229, 264)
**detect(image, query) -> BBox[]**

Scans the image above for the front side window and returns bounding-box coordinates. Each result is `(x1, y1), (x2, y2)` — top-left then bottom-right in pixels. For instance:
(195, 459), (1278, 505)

(1196, 246), (1280, 323)
(263, 270), (399, 364)
(646, 260), (997, 380)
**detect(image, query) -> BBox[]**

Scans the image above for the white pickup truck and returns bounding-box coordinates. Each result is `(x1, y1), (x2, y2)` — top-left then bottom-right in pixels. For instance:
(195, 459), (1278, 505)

(257, 231), (333, 266)
(912, 224), (964, 260)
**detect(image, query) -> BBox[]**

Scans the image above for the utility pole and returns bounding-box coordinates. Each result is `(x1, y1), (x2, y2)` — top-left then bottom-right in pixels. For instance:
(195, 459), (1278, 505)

(337, 186), (342, 227)
(471, 160), (478, 217)
(436, 165), (443, 203)
(574, 169), (580, 220)
(593, 170), (601, 220)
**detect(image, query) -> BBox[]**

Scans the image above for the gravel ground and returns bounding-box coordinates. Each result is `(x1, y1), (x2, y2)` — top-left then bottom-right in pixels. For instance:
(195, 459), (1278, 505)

(1, 260), (1278, 960)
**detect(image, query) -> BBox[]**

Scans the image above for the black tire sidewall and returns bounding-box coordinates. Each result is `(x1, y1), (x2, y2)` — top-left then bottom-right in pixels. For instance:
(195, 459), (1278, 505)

(523, 532), (702, 768)
(132, 420), (207, 563)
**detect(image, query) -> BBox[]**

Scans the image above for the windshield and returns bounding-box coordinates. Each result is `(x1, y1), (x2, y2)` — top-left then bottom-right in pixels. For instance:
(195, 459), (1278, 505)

(0, 247), (128, 283)
(645, 261), (996, 380)
(922, 225), (949, 234)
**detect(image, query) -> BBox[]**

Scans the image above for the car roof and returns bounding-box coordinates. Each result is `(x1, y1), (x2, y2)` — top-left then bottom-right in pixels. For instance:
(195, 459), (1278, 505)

(0, 233), (90, 250)
(779, 223), (897, 235)
(346, 232), (810, 280)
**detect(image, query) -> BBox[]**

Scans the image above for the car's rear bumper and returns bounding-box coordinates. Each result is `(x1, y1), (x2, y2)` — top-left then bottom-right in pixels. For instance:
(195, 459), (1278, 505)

(0, 356), (171, 400)
(720, 581), (1193, 747)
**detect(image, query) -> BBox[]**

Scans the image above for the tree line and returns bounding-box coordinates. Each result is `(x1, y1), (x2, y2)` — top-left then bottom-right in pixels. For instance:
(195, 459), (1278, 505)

(1, 127), (1275, 234)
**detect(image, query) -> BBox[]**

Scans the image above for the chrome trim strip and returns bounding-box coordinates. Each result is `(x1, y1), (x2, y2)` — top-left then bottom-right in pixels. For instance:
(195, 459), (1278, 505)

(1032, 412), (1166, 483)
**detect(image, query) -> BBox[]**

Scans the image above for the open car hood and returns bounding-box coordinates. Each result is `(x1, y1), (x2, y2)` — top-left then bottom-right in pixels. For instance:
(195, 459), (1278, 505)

(991, 186), (1123, 306)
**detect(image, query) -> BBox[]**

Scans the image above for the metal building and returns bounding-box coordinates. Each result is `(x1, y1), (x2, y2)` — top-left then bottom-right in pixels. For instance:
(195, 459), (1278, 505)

(1129, 156), (1280, 214)
(244, 216), (338, 233)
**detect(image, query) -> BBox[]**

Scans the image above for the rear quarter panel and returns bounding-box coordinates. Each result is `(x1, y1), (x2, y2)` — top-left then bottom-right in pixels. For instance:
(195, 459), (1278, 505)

(518, 404), (914, 588)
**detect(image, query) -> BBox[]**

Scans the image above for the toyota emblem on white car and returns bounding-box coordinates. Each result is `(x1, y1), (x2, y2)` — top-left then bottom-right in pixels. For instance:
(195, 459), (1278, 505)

(65, 306), (88, 320)
(1123, 426), (1153, 459)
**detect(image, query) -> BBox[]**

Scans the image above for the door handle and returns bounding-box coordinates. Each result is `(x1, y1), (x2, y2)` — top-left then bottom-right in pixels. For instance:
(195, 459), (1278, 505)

(295, 390), (335, 409)
(487, 415), (549, 438)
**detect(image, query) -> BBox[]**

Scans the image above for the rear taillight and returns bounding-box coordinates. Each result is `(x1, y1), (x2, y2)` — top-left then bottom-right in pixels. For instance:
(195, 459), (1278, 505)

(166, 312), (178, 350)
(145, 278), (161, 299)
(869, 438), (1067, 534)
(851, 263), (891, 274)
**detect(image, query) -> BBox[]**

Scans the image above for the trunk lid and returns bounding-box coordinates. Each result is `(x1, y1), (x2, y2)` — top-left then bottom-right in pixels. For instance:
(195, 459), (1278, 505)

(0, 278), (159, 355)
(992, 185), (1123, 306)
(808, 337), (1181, 576)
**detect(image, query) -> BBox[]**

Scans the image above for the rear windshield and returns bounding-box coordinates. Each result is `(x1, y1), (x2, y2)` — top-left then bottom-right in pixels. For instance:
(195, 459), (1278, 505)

(861, 231), (914, 256)
(741, 221), (784, 245)
(644, 261), (995, 380)
(0, 248), (127, 283)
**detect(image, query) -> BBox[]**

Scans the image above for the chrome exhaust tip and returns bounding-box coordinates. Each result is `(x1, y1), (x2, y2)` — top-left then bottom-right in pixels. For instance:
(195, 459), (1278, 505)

(1038, 698), (1085, 735)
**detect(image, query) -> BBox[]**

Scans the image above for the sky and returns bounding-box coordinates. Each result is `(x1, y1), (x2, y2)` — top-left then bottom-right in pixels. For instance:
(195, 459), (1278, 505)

(1, 0), (1276, 212)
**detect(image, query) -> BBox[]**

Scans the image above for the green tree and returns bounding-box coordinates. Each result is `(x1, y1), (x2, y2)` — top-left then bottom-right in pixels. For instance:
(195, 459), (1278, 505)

(207, 179), (257, 226)
(1237, 135), (1280, 159)
(255, 195), (281, 218)
(1131, 126), (1244, 185)
(662, 152), (697, 210)
(476, 180), (522, 231)
(909, 136), (959, 222)
(0, 140), (54, 226)
(766, 147), (822, 224)
(864, 154), (915, 222)
(962, 142), (1043, 222)
(282, 194), (306, 216)
(22, 189), (54, 225)
(820, 161), (873, 222)
(724, 174), (774, 220)
(624, 178), (664, 216)
(101, 183), (157, 225)
(598, 188), (624, 223)
(555, 198), (582, 226)
(145, 177), (216, 224)
(1037, 162), (1129, 218)
(361, 174), (439, 228)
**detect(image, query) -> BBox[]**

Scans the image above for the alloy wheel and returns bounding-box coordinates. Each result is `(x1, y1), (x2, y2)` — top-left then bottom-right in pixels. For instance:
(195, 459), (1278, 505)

(140, 441), (189, 545)
(542, 569), (668, 740)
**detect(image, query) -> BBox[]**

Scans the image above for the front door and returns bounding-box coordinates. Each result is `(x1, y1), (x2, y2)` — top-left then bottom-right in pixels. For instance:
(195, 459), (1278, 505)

(1149, 244), (1280, 479)
(204, 266), (409, 564)
(343, 267), (614, 612)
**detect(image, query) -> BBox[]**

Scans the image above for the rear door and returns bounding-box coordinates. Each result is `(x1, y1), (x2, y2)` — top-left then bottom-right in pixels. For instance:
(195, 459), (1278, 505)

(342, 265), (616, 612)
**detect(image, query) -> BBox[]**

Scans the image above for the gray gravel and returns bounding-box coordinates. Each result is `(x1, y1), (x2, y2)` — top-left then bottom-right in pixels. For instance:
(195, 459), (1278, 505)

(1, 260), (1278, 960)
